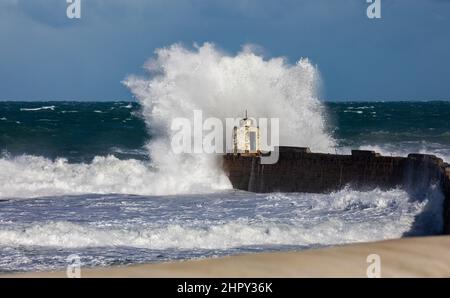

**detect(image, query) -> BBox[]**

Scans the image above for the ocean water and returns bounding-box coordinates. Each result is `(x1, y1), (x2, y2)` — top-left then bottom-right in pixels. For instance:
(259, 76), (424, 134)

(0, 42), (448, 273)
(0, 101), (448, 273)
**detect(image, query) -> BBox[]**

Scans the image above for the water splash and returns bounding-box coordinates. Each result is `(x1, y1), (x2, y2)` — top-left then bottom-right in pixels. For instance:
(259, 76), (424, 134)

(122, 42), (335, 195)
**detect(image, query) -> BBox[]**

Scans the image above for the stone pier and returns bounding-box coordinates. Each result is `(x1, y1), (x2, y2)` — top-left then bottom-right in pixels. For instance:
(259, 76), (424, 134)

(222, 147), (450, 234)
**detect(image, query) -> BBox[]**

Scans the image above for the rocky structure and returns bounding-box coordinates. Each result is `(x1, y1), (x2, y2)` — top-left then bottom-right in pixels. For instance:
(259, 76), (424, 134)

(222, 146), (450, 234)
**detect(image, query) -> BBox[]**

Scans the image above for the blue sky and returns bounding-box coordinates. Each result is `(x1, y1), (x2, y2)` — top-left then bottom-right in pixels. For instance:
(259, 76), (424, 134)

(1, 0), (449, 101)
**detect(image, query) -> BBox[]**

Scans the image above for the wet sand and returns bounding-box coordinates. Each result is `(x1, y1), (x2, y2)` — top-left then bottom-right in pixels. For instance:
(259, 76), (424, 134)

(3, 236), (450, 278)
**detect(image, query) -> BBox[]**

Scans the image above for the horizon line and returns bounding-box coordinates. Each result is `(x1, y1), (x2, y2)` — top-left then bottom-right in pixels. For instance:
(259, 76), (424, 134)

(1, 99), (450, 103)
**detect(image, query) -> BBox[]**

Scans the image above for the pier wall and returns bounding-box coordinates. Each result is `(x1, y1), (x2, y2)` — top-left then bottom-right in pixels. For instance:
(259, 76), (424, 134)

(222, 147), (450, 234)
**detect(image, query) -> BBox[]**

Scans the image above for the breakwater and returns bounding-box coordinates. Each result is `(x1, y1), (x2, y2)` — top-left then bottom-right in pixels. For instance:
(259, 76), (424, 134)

(223, 147), (450, 234)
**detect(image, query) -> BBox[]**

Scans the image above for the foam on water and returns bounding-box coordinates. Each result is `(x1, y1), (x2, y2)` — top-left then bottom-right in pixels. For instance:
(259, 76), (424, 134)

(125, 43), (334, 150)
(0, 45), (447, 272)
(0, 155), (229, 198)
(121, 42), (335, 196)
(0, 187), (442, 271)
(20, 105), (55, 111)
(0, 43), (335, 199)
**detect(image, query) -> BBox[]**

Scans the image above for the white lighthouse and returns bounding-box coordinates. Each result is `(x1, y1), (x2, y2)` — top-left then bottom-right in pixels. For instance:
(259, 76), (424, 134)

(233, 110), (260, 155)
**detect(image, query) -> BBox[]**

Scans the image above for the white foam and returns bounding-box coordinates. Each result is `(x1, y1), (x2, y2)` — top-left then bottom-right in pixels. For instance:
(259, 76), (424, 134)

(125, 43), (334, 151)
(0, 188), (436, 249)
(120, 43), (335, 198)
(0, 43), (336, 199)
(0, 155), (230, 198)
(20, 105), (55, 111)
(0, 219), (407, 249)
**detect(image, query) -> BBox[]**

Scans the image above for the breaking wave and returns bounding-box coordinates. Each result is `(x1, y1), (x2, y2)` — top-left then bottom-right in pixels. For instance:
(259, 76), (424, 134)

(0, 188), (441, 249)
(122, 43), (334, 194)
(20, 105), (55, 111)
(0, 154), (229, 198)
(0, 43), (335, 198)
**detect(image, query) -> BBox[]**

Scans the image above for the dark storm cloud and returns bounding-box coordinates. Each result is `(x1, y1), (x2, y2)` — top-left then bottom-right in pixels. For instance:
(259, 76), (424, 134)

(0, 0), (449, 101)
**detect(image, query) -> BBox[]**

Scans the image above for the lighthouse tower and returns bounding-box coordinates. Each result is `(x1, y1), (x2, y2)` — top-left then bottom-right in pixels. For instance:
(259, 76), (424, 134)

(233, 110), (260, 156)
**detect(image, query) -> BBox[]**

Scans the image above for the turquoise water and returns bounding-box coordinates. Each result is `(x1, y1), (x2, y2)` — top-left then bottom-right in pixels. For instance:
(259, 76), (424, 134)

(0, 102), (147, 162)
(328, 101), (450, 151)
(0, 101), (447, 272)
(1, 101), (449, 162)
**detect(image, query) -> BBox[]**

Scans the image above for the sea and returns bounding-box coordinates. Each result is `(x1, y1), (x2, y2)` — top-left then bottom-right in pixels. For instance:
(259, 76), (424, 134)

(0, 100), (448, 273)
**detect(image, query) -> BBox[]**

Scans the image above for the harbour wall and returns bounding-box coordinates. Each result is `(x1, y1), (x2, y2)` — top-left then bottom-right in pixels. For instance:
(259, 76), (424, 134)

(222, 147), (450, 234)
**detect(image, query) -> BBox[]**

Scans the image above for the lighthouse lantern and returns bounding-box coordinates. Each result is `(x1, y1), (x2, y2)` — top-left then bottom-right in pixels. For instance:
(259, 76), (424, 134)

(233, 111), (260, 155)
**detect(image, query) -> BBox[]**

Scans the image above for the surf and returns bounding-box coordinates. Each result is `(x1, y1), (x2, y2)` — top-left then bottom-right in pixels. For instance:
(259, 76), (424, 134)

(0, 43), (336, 199)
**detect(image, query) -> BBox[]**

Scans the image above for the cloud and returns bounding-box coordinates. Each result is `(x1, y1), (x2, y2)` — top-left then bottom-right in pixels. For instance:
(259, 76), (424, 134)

(1, 0), (450, 100)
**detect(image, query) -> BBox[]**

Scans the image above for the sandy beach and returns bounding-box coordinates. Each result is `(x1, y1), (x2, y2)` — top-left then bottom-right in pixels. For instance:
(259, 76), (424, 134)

(3, 235), (450, 278)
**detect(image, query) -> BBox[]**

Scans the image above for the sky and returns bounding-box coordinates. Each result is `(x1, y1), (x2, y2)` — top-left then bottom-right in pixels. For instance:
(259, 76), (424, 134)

(0, 0), (449, 101)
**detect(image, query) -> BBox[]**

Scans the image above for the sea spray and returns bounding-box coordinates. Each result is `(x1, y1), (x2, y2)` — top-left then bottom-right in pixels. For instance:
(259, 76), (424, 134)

(1, 53), (449, 198)
(0, 154), (228, 198)
(0, 44), (334, 198)
(0, 188), (432, 249)
(123, 42), (335, 194)
(124, 43), (335, 151)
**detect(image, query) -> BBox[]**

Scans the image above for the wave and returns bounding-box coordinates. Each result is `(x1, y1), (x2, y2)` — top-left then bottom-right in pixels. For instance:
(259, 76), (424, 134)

(0, 145), (446, 199)
(0, 154), (230, 199)
(0, 219), (413, 249)
(125, 43), (335, 151)
(20, 105), (55, 112)
(0, 43), (334, 199)
(121, 42), (335, 195)
(0, 188), (440, 249)
(0, 146), (447, 199)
